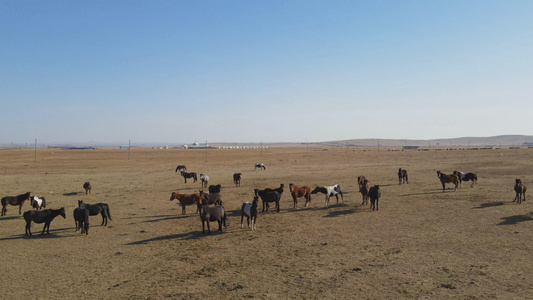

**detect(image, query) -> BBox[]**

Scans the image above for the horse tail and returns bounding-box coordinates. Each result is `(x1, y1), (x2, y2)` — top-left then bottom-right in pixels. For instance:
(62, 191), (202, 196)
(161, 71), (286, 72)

(106, 206), (112, 221)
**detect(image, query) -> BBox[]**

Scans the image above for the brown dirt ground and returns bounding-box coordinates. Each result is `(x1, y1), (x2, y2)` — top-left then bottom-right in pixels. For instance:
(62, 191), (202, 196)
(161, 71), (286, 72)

(1, 147), (532, 299)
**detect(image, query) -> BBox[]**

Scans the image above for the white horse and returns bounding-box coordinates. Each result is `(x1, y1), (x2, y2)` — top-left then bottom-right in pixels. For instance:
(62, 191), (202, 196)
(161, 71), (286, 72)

(254, 163), (266, 171)
(311, 185), (344, 207)
(200, 174), (209, 188)
(31, 196), (46, 210)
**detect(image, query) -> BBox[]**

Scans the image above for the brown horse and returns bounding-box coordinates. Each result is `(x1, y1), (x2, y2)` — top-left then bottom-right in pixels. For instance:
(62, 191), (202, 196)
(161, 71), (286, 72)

(73, 207), (90, 235)
(357, 176), (366, 189)
(199, 204), (226, 234)
(359, 180), (370, 205)
(83, 182), (92, 195)
(514, 179), (527, 204)
(24, 207), (66, 236)
(175, 165), (187, 172)
(289, 183), (311, 209)
(1, 192), (31, 216)
(199, 190), (222, 207)
(170, 192), (200, 214)
(437, 171), (459, 192)
(233, 173), (242, 187)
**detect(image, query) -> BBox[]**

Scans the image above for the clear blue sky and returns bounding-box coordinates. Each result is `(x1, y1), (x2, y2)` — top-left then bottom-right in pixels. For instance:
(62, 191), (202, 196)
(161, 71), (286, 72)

(2, 1), (532, 145)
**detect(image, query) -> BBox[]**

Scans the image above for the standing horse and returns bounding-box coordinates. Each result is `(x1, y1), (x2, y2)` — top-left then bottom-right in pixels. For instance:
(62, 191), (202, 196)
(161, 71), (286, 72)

(437, 171), (459, 192)
(83, 182), (92, 195)
(514, 179), (527, 204)
(199, 203), (226, 234)
(398, 168), (408, 184)
(200, 174), (209, 188)
(73, 207), (90, 235)
(453, 171), (478, 188)
(233, 173), (242, 187)
(311, 185), (344, 208)
(175, 165), (187, 172)
(357, 176), (366, 189)
(199, 190), (222, 207)
(180, 171), (197, 183)
(1, 192), (31, 216)
(359, 180), (370, 205)
(170, 192), (200, 214)
(78, 200), (112, 226)
(369, 185), (381, 211)
(31, 196), (47, 210)
(254, 163), (266, 171)
(23, 207), (66, 236)
(208, 184), (221, 194)
(255, 184), (284, 213)
(289, 183), (311, 209)
(241, 196), (259, 230)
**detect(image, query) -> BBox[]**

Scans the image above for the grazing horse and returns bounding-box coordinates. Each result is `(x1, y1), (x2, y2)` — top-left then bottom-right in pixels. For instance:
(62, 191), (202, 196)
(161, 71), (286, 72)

(31, 196), (47, 210)
(255, 184), (284, 213)
(357, 176), (366, 189)
(23, 207), (66, 236)
(233, 173), (242, 187)
(78, 200), (112, 226)
(180, 171), (197, 183)
(241, 196), (259, 230)
(73, 207), (90, 235)
(289, 183), (312, 209)
(437, 171), (459, 192)
(453, 171), (478, 188)
(398, 168), (408, 184)
(199, 204), (227, 234)
(208, 184), (221, 194)
(170, 192), (200, 214)
(311, 185), (344, 208)
(83, 182), (92, 195)
(254, 163), (266, 171)
(175, 165), (187, 172)
(200, 174), (209, 188)
(369, 185), (381, 211)
(199, 190), (222, 207)
(514, 179), (527, 204)
(1, 192), (31, 216)
(359, 180), (370, 205)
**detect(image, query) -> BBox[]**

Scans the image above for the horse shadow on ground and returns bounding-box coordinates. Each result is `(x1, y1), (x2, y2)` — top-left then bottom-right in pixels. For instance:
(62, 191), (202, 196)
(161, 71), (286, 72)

(128, 214), (190, 223)
(63, 192), (81, 196)
(399, 190), (448, 197)
(0, 227), (72, 241)
(497, 213), (533, 226)
(323, 208), (356, 218)
(126, 232), (202, 245)
(472, 202), (506, 209)
(0, 216), (21, 221)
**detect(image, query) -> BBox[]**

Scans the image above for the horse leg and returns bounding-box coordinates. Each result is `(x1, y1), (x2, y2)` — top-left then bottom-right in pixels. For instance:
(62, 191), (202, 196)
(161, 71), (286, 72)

(206, 220), (210, 234)
(41, 222), (49, 235)
(218, 219), (223, 232)
(25, 221), (31, 236)
(19, 204), (22, 215)
(202, 220), (206, 234)
(276, 200), (280, 213)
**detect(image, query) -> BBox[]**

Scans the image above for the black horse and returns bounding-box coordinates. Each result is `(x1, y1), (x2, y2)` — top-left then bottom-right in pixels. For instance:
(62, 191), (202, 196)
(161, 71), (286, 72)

(1, 192), (31, 216)
(398, 168), (408, 184)
(369, 185), (381, 211)
(78, 200), (112, 226)
(453, 171), (477, 188)
(255, 184), (284, 213)
(23, 207), (66, 236)
(180, 171), (197, 183)
(175, 165), (187, 172)
(73, 207), (90, 235)
(208, 184), (221, 194)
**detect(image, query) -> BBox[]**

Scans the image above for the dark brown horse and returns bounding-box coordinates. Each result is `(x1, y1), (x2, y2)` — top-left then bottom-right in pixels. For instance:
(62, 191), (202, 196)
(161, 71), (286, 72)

(398, 168), (408, 184)
(289, 183), (311, 209)
(1, 192), (31, 216)
(514, 179), (527, 204)
(180, 171), (197, 183)
(170, 192), (200, 214)
(255, 184), (284, 213)
(199, 204), (226, 234)
(359, 180), (370, 205)
(369, 185), (381, 211)
(199, 190), (222, 208)
(175, 165), (187, 172)
(78, 200), (112, 226)
(357, 176), (366, 189)
(73, 207), (90, 235)
(437, 171), (459, 192)
(23, 207), (66, 236)
(233, 173), (242, 187)
(83, 182), (92, 195)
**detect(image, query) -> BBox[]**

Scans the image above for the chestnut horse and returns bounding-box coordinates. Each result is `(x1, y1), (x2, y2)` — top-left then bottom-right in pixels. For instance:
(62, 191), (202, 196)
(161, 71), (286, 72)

(83, 182), (92, 195)
(170, 192), (200, 214)
(437, 171), (459, 192)
(1, 192), (31, 216)
(359, 180), (370, 205)
(289, 183), (311, 209)
(514, 179), (527, 204)
(24, 207), (66, 236)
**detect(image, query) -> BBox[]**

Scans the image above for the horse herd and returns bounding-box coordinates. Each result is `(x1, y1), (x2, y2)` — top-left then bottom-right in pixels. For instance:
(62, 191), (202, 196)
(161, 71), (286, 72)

(1, 181), (112, 236)
(1, 163), (527, 237)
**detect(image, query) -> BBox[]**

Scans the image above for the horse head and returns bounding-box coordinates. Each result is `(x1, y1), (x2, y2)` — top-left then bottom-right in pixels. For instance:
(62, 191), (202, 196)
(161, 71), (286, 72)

(78, 199), (84, 207)
(59, 207), (66, 219)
